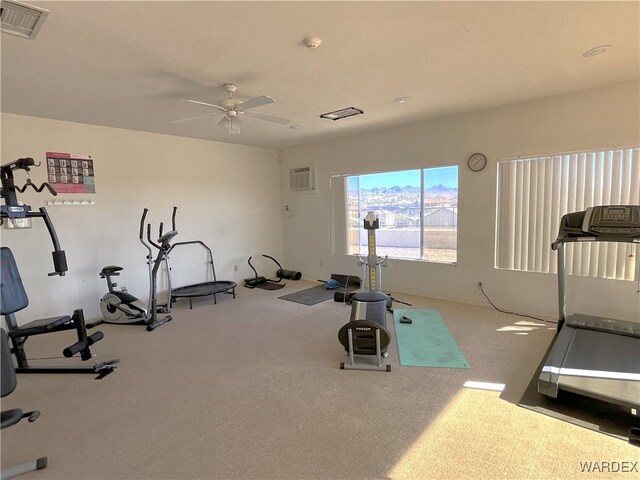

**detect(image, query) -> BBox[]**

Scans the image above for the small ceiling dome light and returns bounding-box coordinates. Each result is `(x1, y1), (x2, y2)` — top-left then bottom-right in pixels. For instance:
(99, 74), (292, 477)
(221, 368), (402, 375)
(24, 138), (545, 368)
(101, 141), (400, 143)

(583, 45), (612, 57)
(303, 37), (322, 49)
(394, 97), (410, 104)
(289, 124), (303, 130)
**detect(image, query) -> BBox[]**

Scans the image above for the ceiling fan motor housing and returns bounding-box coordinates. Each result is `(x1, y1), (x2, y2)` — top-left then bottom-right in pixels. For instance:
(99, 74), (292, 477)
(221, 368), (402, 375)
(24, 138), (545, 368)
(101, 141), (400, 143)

(222, 98), (239, 109)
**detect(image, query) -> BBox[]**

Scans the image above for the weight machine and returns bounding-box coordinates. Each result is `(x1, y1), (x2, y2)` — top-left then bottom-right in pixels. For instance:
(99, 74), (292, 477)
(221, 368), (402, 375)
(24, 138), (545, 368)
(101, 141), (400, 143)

(1, 158), (118, 377)
(338, 212), (393, 372)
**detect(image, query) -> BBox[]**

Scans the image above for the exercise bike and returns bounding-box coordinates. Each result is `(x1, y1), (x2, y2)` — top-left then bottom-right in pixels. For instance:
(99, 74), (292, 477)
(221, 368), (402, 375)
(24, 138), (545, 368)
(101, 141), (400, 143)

(90, 207), (177, 331)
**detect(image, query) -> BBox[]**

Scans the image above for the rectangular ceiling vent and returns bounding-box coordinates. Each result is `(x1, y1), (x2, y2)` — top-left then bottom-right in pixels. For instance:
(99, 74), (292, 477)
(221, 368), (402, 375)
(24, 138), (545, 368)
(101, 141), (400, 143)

(289, 165), (316, 192)
(1, 0), (49, 39)
(320, 107), (364, 121)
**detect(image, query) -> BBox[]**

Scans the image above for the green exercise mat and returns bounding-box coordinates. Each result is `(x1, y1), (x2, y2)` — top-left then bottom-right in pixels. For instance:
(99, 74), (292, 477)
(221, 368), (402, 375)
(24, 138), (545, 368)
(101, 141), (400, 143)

(393, 309), (469, 368)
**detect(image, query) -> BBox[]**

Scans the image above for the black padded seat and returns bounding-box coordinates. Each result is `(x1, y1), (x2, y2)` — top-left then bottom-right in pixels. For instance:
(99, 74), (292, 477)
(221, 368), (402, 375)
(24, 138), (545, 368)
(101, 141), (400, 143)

(10, 316), (70, 337)
(100, 266), (123, 276)
(1, 408), (25, 429)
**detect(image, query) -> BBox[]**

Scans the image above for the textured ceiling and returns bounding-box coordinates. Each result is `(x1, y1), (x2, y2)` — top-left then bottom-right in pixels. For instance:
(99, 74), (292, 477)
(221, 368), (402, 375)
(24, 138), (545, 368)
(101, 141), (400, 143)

(2, 1), (639, 149)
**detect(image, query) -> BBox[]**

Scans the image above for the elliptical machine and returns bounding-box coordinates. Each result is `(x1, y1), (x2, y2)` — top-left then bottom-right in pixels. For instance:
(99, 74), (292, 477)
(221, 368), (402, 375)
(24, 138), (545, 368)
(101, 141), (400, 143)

(91, 207), (177, 332)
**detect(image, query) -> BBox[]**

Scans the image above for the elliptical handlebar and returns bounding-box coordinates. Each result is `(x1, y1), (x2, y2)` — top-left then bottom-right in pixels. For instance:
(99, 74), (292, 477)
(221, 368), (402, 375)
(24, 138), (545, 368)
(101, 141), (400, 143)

(146, 223), (159, 249)
(139, 208), (149, 241)
(139, 209), (154, 258)
(139, 207), (178, 252)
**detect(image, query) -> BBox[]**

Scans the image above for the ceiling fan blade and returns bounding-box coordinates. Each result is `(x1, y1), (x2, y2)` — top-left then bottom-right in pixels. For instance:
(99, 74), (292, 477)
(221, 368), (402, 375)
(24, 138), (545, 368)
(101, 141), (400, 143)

(235, 95), (275, 112)
(182, 99), (227, 112)
(244, 111), (290, 125)
(172, 113), (220, 124)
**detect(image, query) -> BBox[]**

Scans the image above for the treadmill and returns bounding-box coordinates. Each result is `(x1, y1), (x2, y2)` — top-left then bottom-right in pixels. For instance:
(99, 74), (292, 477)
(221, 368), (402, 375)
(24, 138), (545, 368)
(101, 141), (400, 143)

(538, 205), (640, 410)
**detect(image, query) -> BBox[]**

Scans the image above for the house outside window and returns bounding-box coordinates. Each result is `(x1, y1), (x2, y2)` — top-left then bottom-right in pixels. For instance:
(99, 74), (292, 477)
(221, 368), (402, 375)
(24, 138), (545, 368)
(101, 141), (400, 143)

(346, 166), (458, 264)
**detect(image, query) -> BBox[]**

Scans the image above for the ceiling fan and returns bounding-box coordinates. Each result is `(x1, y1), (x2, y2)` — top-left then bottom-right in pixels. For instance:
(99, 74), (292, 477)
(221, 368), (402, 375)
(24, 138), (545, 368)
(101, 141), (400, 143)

(173, 83), (290, 134)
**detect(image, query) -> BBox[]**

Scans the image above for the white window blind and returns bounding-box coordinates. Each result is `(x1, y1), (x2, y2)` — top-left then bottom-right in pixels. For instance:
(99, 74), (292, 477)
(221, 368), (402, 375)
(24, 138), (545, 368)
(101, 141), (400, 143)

(495, 146), (640, 280)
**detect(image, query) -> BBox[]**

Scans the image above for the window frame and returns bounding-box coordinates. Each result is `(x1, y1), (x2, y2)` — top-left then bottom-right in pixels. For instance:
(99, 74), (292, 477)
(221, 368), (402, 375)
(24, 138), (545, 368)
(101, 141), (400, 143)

(344, 165), (459, 265)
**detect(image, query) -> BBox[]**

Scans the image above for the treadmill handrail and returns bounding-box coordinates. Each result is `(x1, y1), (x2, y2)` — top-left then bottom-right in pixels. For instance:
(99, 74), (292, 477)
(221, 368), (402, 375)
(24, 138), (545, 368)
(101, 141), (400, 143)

(554, 205), (640, 326)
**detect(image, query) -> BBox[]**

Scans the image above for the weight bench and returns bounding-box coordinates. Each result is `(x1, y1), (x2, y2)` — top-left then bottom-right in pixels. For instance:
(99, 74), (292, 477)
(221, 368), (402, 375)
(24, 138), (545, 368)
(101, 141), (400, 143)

(338, 291), (391, 372)
(0, 247), (118, 377)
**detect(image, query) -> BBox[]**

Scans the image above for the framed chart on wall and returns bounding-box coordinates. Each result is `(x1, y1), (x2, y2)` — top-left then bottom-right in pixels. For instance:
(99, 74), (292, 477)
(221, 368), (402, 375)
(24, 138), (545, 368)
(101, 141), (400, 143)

(46, 152), (95, 194)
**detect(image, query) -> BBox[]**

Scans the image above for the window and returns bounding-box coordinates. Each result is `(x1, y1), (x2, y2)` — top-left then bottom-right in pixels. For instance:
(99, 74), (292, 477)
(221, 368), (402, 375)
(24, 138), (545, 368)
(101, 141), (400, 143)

(346, 166), (458, 263)
(495, 146), (639, 280)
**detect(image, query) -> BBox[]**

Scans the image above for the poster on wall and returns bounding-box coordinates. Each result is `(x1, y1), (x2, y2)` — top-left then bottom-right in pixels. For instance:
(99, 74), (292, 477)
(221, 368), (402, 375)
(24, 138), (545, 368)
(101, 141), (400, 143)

(46, 152), (95, 194)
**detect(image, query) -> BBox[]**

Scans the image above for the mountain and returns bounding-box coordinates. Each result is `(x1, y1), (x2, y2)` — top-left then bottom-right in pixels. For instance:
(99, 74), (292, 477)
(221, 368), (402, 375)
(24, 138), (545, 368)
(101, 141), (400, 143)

(363, 184), (456, 195)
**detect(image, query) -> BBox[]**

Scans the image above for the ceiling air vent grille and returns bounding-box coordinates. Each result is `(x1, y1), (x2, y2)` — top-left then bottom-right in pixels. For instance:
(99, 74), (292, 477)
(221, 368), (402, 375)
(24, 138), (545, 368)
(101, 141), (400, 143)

(289, 165), (316, 192)
(1, 0), (49, 39)
(320, 107), (364, 121)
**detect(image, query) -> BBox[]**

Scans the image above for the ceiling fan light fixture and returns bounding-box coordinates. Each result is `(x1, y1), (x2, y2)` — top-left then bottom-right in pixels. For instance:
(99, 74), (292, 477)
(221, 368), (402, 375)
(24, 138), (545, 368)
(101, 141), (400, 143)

(218, 115), (242, 134)
(231, 117), (242, 129)
(320, 107), (364, 121)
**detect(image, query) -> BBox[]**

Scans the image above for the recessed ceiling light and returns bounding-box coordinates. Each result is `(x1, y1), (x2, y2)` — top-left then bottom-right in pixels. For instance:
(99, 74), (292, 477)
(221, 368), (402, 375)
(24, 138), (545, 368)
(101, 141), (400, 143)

(289, 124), (303, 130)
(394, 97), (410, 104)
(583, 45), (612, 57)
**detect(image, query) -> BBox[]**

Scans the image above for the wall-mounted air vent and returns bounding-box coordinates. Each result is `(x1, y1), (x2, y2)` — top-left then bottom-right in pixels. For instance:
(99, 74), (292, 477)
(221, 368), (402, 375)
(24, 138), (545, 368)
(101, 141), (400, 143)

(289, 165), (316, 192)
(1, 0), (49, 39)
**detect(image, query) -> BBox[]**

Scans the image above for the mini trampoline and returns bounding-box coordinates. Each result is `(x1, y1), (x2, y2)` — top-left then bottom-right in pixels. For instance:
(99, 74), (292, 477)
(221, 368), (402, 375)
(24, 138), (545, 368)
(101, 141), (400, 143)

(166, 241), (237, 309)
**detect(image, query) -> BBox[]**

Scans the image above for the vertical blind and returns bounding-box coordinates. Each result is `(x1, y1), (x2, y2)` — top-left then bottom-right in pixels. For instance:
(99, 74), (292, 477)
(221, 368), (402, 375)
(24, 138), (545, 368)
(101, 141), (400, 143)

(495, 146), (640, 280)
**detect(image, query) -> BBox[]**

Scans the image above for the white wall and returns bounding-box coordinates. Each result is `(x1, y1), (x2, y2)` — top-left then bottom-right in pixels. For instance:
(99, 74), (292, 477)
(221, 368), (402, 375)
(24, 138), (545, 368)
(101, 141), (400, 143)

(280, 81), (640, 321)
(1, 114), (283, 323)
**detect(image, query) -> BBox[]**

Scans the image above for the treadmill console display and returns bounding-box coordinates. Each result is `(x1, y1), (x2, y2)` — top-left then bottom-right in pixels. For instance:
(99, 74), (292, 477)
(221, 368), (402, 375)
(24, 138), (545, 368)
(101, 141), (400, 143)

(582, 205), (640, 237)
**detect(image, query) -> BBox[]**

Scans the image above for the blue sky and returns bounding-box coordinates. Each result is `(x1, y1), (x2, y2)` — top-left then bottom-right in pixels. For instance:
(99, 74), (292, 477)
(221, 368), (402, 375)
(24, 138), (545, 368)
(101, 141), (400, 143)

(351, 166), (458, 189)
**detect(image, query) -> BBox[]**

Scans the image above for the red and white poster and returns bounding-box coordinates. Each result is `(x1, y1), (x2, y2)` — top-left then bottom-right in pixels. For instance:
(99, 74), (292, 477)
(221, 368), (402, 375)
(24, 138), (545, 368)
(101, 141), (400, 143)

(46, 152), (95, 194)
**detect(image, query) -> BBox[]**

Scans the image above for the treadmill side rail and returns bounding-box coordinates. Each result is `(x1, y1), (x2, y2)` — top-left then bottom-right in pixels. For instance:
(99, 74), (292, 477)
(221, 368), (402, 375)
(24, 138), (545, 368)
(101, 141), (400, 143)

(538, 326), (575, 398)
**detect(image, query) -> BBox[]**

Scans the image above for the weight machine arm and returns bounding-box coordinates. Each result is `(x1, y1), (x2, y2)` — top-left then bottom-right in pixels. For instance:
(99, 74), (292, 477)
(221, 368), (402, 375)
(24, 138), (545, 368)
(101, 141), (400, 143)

(1, 158), (67, 276)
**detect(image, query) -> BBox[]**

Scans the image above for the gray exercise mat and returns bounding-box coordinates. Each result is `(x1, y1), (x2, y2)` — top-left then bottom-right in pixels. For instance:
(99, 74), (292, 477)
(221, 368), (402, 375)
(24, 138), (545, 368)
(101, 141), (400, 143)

(278, 285), (342, 305)
(279, 275), (361, 306)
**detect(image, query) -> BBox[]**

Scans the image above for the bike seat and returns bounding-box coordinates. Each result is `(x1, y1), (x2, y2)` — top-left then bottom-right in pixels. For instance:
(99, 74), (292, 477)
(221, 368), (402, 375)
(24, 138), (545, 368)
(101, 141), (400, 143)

(100, 265), (123, 276)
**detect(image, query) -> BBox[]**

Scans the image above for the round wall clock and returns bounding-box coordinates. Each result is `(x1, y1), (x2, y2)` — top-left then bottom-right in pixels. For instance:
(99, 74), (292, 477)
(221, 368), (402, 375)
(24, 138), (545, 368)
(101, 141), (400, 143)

(467, 153), (487, 172)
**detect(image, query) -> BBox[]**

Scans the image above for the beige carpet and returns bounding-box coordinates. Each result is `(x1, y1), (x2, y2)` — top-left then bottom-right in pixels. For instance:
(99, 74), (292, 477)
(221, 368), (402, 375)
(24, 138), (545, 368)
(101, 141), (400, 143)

(1, 281), (638, 479)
